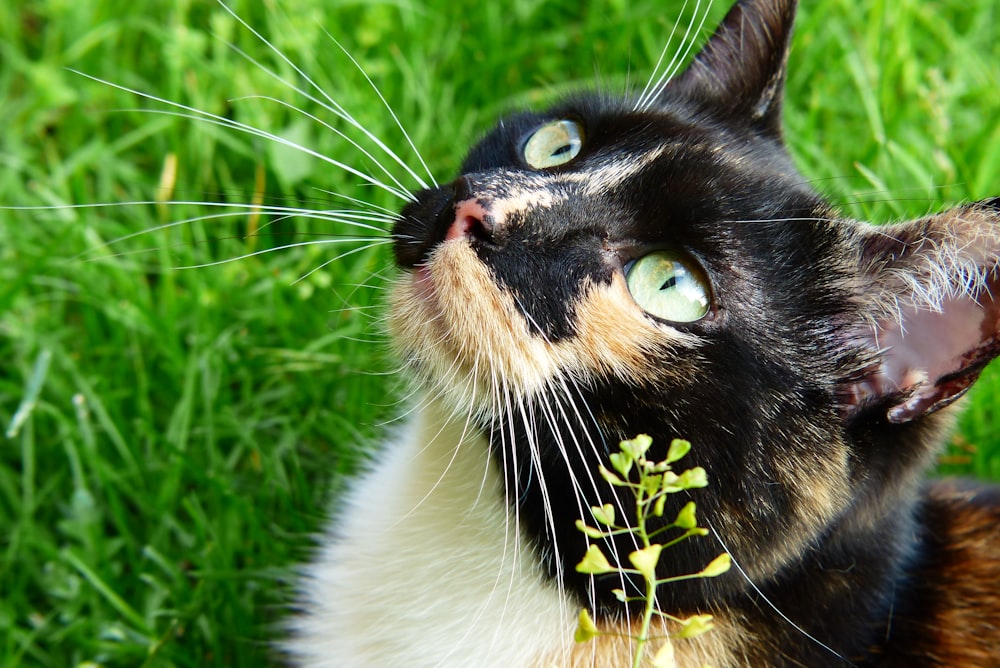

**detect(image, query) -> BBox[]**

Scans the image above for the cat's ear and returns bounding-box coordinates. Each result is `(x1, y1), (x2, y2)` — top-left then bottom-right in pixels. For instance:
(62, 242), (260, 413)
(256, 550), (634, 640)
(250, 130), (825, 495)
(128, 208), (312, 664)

(665, 0), (797, 136)
(842, 198), (1000, 424)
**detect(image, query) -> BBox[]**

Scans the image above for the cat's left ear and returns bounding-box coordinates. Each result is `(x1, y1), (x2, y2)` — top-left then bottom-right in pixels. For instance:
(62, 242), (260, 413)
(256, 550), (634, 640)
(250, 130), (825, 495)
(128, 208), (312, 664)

(843, 198), (1000, 424)
(665, 0), (797, 136)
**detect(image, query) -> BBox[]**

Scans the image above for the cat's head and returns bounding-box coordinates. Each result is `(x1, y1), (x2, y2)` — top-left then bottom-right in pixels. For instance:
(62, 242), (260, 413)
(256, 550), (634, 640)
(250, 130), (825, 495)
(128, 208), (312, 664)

(388, 0), (1000, 611)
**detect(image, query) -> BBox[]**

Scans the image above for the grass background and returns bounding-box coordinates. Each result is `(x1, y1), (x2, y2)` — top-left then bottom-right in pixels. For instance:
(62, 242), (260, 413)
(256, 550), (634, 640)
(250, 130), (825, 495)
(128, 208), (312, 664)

(1, 0), (998, 665)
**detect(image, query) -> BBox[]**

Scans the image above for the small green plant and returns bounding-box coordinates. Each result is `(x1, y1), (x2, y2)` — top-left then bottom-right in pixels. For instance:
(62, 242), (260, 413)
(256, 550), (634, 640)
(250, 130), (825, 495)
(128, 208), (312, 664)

(574, 434), (730, 668)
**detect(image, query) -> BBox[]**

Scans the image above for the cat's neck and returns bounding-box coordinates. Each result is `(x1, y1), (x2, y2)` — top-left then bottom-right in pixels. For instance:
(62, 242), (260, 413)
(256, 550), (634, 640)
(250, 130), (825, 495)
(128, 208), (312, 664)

(292, 394), (928, 666)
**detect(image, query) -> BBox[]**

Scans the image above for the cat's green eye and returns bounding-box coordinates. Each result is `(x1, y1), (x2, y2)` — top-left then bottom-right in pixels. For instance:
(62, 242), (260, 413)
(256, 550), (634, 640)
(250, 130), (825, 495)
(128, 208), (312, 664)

(523, 119), (584, 169)
(625, 251), (711, 323)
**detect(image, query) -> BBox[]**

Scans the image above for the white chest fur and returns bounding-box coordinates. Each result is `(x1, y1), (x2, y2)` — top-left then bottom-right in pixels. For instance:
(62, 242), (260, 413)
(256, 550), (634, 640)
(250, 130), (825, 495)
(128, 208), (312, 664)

(286, 398), (580, 667)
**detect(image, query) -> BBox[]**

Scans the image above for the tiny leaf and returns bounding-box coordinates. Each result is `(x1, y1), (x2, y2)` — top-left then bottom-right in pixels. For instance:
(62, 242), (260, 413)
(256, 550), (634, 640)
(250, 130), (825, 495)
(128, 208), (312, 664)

(591, 503), (616, 527)
(666, 438), (692, 465)
(620, 433), (653, 461)
(652, 639), (676, 667)
(628, 544), (663, 580)
(660, 471), (681, 493)
(653, 492), (668, 517)
(647, 460), (670, 474)
(608, 452), (633, 478)
(599, 464), (626, 486)
(642, 473), (662, 496)
(576, 545), (616, 575)
(700, 552), (731, 578)
(612, 588), (628, 602)
(574, 608), (600, 643)
(674, 613), (715, 639)
(575, 519), (606, 539)
(675, 501), (698, 529)
(678, 466), (708, 489)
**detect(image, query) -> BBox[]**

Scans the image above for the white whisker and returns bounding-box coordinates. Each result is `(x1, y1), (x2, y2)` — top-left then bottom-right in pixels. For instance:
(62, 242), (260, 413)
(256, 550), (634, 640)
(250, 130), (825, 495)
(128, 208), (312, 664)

(227, 94), (414, 198)
(635, 0), (692, 111)
(216, 1), (432, 191)
(637, 0), (713, 112)
(67, 70), (415, 203)
(322, 31), (438, 189)
(289, 239), (392, 284)
(178, 237), (391, 270)
(309, 188), (400, 217)
(710, 526), (852, 664)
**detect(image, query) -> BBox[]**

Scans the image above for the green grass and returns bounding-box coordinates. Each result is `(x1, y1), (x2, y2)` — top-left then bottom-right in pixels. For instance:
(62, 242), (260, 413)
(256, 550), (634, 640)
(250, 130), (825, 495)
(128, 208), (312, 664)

(1, 0), (998, 665)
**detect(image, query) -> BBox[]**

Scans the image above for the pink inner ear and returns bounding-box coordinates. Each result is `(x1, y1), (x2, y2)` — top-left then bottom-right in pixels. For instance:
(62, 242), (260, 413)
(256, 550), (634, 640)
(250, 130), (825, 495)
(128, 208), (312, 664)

(856, 293), (1000, 423)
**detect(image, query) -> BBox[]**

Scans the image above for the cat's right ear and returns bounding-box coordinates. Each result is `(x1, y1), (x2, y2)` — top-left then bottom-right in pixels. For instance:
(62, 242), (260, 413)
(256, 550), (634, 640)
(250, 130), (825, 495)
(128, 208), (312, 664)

(842, 198), (1000, 425)
(664, 0), (798, 137)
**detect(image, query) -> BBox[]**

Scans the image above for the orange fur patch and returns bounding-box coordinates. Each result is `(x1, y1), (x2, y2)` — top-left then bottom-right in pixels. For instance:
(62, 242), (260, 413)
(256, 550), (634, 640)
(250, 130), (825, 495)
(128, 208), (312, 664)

(875, 481), (1000, 664)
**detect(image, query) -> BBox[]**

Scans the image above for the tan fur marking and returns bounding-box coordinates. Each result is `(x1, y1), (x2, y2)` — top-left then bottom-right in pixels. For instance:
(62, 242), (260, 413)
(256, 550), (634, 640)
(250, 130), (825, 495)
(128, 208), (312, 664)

(388, 241), (564, 414)
(751, 420), (852, 577)
(573, 146), (670, 197)
(488, 183), (565, 220)
(557, 274), (698, 381)
(466, 146), (671, 207)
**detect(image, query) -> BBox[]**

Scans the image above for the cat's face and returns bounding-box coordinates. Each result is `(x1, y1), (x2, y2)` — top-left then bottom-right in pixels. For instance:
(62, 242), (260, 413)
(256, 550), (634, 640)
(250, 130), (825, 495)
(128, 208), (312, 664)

(389, 0), (1000, 611)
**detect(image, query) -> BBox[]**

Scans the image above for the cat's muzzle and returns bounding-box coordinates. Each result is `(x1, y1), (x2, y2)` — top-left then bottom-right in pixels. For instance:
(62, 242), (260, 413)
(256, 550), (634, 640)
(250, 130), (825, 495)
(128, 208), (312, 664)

(393, 177), (494, 267)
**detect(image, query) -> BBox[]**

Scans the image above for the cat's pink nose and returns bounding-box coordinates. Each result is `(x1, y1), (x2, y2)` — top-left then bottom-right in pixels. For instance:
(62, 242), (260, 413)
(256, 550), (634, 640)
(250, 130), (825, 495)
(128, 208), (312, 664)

(446, 198), (497, 242)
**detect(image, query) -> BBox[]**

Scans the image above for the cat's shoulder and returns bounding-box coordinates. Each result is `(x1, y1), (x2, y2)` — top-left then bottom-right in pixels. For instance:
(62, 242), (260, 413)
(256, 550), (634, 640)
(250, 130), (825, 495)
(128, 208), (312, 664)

(876, 479), (1000, 666)
(920, 478), (1000, 583)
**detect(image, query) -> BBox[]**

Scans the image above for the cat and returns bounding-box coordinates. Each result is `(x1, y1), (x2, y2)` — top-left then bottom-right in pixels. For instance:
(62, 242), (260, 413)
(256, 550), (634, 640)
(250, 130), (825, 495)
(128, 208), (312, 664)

(285, 0), (1000, 666)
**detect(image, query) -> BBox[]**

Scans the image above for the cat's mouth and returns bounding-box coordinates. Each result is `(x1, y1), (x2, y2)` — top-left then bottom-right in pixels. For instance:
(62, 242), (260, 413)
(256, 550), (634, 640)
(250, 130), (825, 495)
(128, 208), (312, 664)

(411, 265), (437, 304)
(388, 240), (563, 418)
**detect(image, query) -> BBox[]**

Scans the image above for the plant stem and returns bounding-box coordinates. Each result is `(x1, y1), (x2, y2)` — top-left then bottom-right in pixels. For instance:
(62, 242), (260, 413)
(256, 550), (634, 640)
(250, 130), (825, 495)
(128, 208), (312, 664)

(632, 484), (656, 668)
(633, 567), (659, 668)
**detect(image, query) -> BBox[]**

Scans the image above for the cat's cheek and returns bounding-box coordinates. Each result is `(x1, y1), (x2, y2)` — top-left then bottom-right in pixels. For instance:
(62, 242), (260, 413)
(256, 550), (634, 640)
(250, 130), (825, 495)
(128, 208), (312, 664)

(561, 274), (702, 381)
(388, 244), (702, 416)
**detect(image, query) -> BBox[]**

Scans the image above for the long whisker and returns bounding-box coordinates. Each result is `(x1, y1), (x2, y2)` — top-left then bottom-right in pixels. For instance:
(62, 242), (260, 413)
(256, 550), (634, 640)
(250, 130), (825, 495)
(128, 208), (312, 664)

(308, 188), (400, 217)
(637, 0), (713, 112)
(215, 1), (432, 191)
(322, 31), (438, 189)
(232, 95), (416, 197)
(11, 200), (394, 229)
(178, 237), (391, 270)
(391, 371), (479, 528)
(289, 239), (394, 284)
(710, 526), (853, 665)
(489, 365), (520, 656)
(512, 296), (646, 618)
(635, 0), (692, 110)
(61, 207), (391, 263)
(67, 71), (414, 203)
(659, 0), (715, 87)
